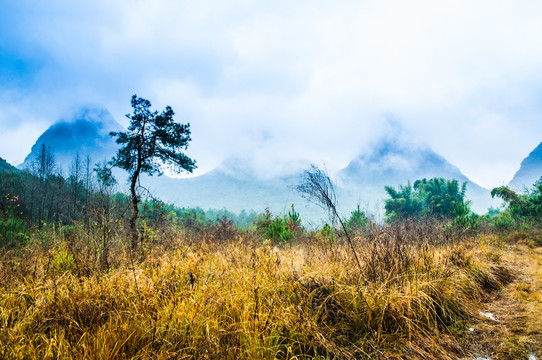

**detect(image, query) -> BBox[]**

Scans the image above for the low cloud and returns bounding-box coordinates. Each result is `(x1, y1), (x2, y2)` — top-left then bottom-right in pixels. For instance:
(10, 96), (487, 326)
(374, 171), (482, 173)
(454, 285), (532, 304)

(1, 0), (542, 188)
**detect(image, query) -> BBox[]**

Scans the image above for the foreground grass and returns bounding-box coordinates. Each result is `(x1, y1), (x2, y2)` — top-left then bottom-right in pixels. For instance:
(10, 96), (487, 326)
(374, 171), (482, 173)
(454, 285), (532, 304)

(0, 224), (516, 359)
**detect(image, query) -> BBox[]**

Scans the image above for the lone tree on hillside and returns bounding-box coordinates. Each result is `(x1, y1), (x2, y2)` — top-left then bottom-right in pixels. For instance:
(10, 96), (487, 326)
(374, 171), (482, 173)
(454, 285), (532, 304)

(110, 95), (196, 249)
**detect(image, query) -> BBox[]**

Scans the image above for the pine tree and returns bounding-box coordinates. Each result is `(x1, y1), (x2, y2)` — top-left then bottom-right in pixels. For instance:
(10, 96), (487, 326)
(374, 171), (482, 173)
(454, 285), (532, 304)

(110, 95), (196, 249)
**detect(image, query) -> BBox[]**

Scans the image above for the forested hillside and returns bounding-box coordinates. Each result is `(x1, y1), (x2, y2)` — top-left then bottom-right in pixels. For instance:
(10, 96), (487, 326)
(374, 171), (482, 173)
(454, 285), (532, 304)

(0, 157), (17, 173)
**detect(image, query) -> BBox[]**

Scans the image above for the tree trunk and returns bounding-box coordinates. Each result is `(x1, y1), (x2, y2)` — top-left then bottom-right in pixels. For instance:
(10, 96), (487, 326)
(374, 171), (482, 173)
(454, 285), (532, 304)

(129, 169), (140, 250)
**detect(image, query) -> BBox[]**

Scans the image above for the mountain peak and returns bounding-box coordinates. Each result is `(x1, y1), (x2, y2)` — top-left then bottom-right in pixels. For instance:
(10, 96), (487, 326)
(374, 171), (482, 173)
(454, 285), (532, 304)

(336, 133), (496, 214)
(20, 106), (123, 172)
(509, 141), (542, 190)
(66, 106), (122, 133)
(340, 134), (468, 186)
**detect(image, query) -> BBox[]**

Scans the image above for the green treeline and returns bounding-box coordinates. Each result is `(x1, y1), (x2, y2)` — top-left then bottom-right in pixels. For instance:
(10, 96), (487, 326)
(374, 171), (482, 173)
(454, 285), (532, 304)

(1, 144), (542, 249)
(383, 176), (542, 232)
(0, 148), (259, 248)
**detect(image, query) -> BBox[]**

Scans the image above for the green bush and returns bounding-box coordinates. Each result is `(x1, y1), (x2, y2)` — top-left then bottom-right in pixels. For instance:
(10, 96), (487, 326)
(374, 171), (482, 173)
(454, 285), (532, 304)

(491, 211), (518, 231)
(384, 178), (472, 224)
(384, 182), (423, 221)
(491, 177), (542, 225)
(318, 223), (334, 244)
(452, 202), (479, 229)
(61, 225), (78, 242)
(286, 204), (302, 235)
(0, 193), (29, 246)
(265, 217), (293, 246)
(345, 205), (368, 234)
(254, 207), (301, 246)
(51, 246), (76, 273)
(0, 216), (29, 246)
(255, 208), (273, 235)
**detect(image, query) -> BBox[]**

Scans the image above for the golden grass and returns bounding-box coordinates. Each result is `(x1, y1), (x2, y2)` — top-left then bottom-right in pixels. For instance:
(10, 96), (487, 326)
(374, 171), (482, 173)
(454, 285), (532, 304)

(0, 225), (517, 359)
(458, 235), (542, 360)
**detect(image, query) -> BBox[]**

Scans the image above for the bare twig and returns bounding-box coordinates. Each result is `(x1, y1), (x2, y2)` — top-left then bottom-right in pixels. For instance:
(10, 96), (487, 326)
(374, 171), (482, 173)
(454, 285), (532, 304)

(296, 164), (363, 272)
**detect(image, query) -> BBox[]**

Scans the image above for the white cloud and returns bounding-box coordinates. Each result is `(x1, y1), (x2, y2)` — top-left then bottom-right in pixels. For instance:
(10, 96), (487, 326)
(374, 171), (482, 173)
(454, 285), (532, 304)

(1, 0), (542, 188)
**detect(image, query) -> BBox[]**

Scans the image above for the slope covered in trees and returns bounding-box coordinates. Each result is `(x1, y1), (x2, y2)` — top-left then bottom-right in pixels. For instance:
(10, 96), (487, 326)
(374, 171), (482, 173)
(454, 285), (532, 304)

(509, 140), (542, 191)
(0, 156), (17, 173)
(19, 106), (123, 174)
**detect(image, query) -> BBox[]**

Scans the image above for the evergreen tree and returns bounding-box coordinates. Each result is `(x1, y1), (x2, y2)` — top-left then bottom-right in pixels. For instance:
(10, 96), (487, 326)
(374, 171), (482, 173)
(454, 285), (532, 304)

(384, 182), (423, 220)
(491, 177), (542, 221)
(384, 178), (469, 221)
(110, 95), (196, 249)
(414, 178), (467, 219)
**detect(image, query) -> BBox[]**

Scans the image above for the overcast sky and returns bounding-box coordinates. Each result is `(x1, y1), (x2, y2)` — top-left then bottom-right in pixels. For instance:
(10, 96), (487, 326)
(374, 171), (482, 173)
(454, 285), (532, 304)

(1, 0), (541, 188)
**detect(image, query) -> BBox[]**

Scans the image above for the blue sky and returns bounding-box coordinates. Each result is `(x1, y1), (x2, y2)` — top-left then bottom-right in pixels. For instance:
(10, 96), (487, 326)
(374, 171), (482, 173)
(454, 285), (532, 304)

(1, 0), (542, 188)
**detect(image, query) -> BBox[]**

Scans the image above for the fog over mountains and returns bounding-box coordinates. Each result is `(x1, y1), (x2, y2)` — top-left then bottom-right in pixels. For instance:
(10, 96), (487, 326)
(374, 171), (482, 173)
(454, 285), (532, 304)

(12, 106), (542, 221)
(19, 107), (123, 173)
(336, 134), (493, 215)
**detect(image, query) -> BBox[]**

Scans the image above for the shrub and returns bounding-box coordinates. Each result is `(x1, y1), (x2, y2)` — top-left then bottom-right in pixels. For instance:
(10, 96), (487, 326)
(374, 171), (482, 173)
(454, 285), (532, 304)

(61, 225), (78, 242)
(0, 194), (29, 247)
(255, 208), (298, 246)
(491, 211), (518, 231)
(286, 204), (303, 235)
(345, 204), (368, 234)
(265, 217), (293, 245)
(491, 176), (542, 226)
(51, 246), (76, 273)
(255, 208), (272, 231)
(318, 223), (334, 244)
(0, 217), (29, 246)
(384, 178), (470, 222)
(213, 215), (237, 241)
(452, 202), (479, 230)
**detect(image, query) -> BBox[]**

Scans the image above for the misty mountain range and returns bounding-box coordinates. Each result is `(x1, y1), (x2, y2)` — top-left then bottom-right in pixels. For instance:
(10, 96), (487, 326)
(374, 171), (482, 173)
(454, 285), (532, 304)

(5, 106), (542, 222)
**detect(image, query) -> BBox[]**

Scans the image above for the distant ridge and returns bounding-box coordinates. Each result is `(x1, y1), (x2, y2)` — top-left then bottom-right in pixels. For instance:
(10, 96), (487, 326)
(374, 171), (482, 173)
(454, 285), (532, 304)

(0, 156), (18, 173)
(145, 156), (323, 223)
(509, 141), (542, 191)
(19, 109), (499, 218)
(337, 134), (494, 215)
(19, 107), (123, 173)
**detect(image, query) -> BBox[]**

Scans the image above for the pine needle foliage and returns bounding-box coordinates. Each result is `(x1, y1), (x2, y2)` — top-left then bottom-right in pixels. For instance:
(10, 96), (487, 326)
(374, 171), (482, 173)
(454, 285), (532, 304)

(110, 95), (196, 249)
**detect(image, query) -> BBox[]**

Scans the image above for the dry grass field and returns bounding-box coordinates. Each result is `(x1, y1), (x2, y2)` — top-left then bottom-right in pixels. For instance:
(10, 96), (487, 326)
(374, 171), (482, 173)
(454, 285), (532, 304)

(0, 222), (540, 359)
